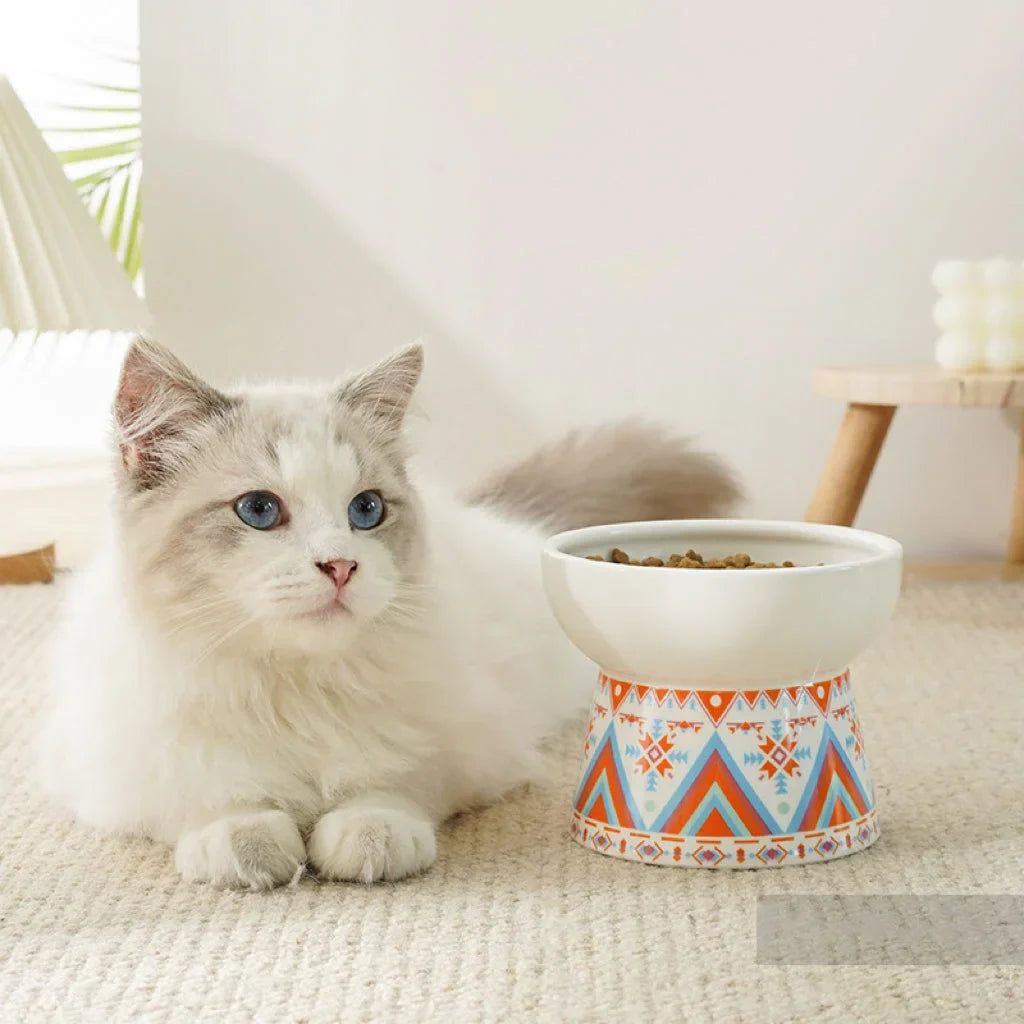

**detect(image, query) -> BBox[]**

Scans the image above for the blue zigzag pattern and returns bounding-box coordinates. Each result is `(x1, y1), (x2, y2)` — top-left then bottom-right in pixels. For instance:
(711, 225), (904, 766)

(650, 731), (782, 835)
(574, 722), (645, 827)
(787, 722), (873, 830)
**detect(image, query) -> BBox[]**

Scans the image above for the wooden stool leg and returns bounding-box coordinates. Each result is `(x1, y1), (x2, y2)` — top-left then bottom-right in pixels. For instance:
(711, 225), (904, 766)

(0, 543), (56, 584)
(806, 403), (896, 527)
(1008, 411), (1024, 565)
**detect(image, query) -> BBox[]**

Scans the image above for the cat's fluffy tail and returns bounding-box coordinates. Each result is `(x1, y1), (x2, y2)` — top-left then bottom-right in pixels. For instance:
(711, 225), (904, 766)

(465, 420), (741, 532)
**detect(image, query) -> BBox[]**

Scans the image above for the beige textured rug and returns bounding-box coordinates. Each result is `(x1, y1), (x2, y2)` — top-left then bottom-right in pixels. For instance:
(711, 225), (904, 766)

(1, 574), (1023, 1023)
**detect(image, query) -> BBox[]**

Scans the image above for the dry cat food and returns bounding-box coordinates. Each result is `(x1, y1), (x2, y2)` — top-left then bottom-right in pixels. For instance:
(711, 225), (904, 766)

(586, 548), (797, 569)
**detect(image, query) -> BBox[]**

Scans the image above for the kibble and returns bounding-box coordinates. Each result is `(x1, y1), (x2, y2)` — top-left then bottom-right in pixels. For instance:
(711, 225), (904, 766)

(586, 548), (798, 569)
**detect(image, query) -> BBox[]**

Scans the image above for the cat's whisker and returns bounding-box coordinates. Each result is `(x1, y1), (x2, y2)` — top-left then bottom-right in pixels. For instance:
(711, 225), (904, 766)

(185, 614), (261, 669)
(391, 582), (437, 596)
(265, 584), (318, 595)
(162, 603), (248, 640)
(164, 612), (232, 638)
(165, 597), (240, 622)
(162, 560), (306, 634)
(376, 605), (428, 630)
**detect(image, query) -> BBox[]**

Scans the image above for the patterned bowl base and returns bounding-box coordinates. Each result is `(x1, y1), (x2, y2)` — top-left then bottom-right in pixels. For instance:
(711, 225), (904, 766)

(570, 670), (879, 869)
(571, 807), (879, 868)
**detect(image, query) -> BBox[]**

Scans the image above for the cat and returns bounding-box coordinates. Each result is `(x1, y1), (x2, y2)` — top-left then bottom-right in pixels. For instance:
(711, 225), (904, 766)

(39, 337), (739, 890)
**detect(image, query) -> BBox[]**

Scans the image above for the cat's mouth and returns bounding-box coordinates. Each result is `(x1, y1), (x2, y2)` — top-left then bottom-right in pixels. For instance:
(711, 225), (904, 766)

(298, 597), (352, 622)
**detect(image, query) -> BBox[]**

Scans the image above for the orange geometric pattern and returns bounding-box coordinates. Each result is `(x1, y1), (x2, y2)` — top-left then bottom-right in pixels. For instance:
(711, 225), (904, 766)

(793, 737), (871, 831)
(573, 735), (638, 828)
(572, 670), (876, 868)
(756, 729), (801, 780)
(635, 729), (675, 778)
(657, 746), (776, 836)
(594, 670), (851, 716)
(571, 808), (880, 869)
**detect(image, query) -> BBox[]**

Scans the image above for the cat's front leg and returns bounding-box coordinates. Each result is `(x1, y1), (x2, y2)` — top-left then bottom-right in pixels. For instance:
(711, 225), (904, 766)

(174, 808), (306, 890)
(308, 791), (437, 883)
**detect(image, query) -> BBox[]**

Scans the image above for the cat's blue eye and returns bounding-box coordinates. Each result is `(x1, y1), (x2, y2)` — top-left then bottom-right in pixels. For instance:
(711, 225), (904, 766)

(348, 490), (386, 530)
(234, 491), (284, 530)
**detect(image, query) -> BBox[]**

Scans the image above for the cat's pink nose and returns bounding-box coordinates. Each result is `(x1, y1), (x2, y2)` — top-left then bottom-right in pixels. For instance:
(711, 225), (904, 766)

(316, 558), (358, 588)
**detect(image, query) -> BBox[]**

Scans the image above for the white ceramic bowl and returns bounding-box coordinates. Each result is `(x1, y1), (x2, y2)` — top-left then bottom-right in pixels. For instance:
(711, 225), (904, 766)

(542, 519), (903, 688)
(541, 520), (903, 869)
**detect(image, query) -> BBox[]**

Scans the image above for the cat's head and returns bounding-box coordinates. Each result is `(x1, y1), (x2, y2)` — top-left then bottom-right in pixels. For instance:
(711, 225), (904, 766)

(112, 337), (427, 658)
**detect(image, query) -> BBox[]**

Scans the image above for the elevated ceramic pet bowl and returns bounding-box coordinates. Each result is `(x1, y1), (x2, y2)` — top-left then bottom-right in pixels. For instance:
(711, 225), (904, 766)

(542, 520), (902, 869)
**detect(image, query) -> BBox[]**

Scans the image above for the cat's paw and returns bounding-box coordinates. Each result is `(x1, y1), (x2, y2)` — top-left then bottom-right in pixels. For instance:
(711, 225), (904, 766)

(175, 809), (305, 890)
(308, 796), (437, 883)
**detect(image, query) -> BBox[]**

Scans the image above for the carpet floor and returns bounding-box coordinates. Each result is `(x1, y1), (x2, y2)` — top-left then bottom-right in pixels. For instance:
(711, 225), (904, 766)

(1, 573), (1022, 1022)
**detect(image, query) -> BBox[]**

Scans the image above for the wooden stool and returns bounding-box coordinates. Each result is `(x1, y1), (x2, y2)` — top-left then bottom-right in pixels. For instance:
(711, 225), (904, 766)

(806, 366), (1024, 564)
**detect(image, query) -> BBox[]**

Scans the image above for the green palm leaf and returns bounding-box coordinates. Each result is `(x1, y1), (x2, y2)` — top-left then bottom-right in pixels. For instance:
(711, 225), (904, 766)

(43, 46), (143, 294)
(108, 170), (131, 254)
(93, 180), (113, 223)
(53, 78), (140, 95)
(68, 163), (133, 191)
(124, 193), (143, 282)
(47, 123), (140, 134)
(56, 140), (140, 164)
(50, 104), (140, 114)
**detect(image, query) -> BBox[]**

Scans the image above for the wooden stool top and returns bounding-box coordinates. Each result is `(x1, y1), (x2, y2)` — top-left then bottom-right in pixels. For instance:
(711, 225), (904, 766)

(814, 365), (1024, 408)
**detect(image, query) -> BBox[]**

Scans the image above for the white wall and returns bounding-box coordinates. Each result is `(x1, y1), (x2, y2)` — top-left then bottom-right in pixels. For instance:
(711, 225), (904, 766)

(142, 0), (1024, 559)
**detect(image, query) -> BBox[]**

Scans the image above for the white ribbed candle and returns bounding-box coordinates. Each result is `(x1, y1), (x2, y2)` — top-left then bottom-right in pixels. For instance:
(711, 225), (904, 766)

(932, 259), (1024, 371)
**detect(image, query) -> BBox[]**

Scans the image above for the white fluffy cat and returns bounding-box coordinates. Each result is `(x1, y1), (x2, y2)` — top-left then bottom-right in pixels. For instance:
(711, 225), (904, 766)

(39, 338), (738, 889)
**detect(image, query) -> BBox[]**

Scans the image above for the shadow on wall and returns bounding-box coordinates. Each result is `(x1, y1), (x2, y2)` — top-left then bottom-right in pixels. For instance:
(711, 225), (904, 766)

(143, 135), (544, 488)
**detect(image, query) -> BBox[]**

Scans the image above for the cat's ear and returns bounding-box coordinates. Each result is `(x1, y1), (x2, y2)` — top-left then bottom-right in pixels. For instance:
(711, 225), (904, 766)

(336, 343), (423, 430)
(114, 336), (234, 489)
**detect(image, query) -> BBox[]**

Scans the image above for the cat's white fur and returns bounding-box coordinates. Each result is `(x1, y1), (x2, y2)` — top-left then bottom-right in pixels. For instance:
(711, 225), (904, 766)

(43, 481), (584, 886)
(39, 339), (738, 889)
